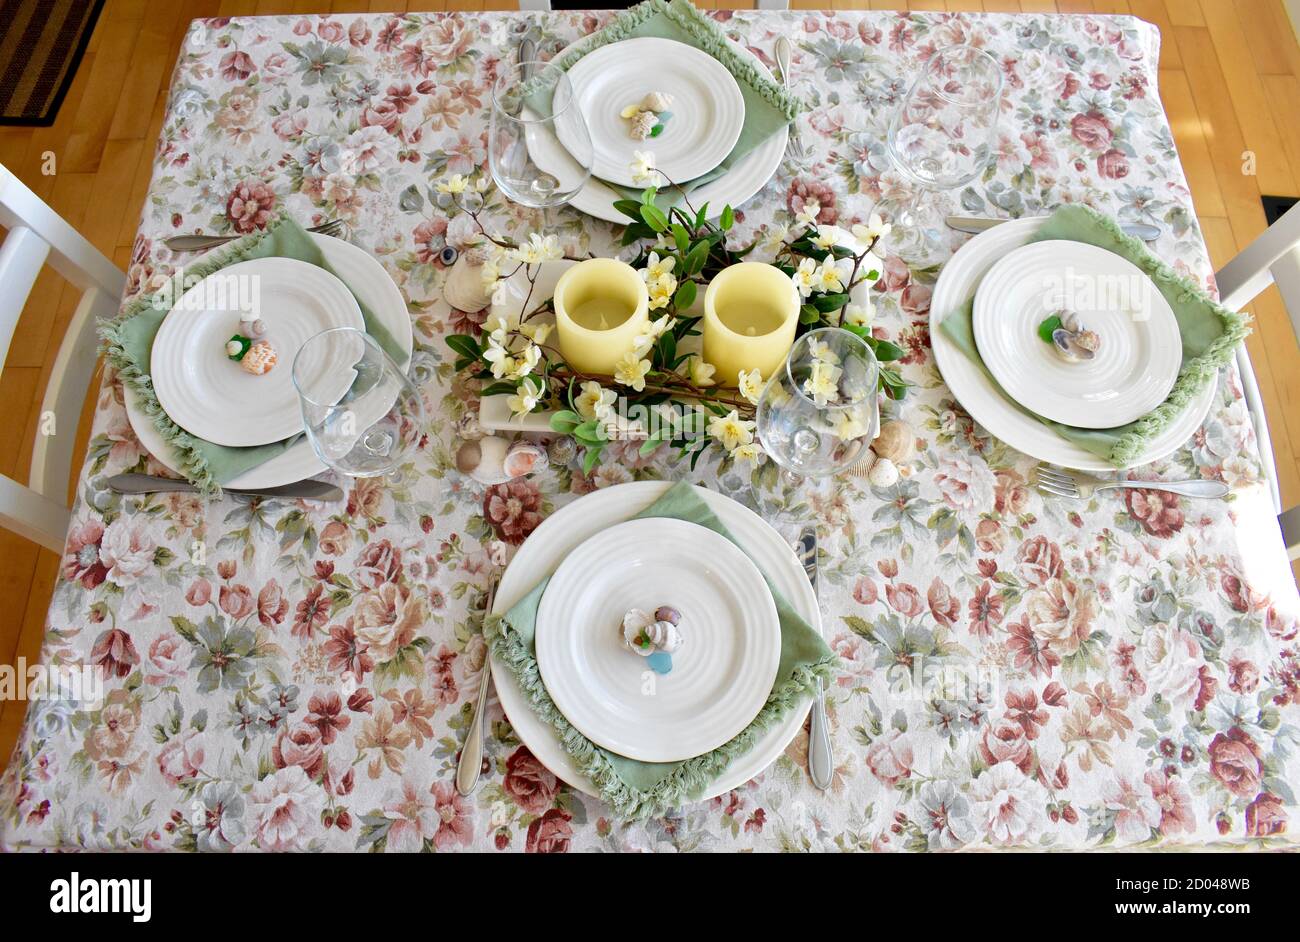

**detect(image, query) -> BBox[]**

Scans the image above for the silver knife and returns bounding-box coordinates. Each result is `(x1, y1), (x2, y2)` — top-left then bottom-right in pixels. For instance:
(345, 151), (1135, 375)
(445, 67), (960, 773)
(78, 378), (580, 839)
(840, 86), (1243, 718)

(456, 576), (498, 796)
(107, 473), (342, 502)
(797, 526), (833, 791)
(946, 215), (1162, 243)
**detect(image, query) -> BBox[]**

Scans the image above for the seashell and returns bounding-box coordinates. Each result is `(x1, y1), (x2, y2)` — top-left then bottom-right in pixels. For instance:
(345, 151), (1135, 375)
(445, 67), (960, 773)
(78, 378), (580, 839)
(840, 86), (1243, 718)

(640, 91), (674, 113)
(461, 436), (513, 485)
(547, 436), (576, 466)
(654, 605), (681, 626)
(442, 250), (495, 313)
(1051, 327), (1098, 362)
(622, 608), (657, 655)
(503, 440), (548, 478)
(240, 340), (277, 375)
(620, 104), (642, 120)
(867, 456), (899, 487)
(644, 620), (682, 653)
(240, 316), (267, 339)
(871, 420), (916, 464)
(629, 110), (657, 141)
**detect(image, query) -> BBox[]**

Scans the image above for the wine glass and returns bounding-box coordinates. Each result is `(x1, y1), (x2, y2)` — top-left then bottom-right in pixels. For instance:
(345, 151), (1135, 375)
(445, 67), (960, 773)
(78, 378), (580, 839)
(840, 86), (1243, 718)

(757, 328), (880, 479)
(489, 60), (593, 211)
(292, 327), (425, 482)
(880, 44), (1003, 263)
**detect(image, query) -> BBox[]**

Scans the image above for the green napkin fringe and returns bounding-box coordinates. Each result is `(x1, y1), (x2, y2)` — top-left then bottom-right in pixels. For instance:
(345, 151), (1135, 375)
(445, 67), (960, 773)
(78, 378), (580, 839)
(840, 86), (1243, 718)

(1047, 206), (1252, 466)
(485, 611), (838, 818)
(532, 0), (803, 123)
(98, 219), (296, 498)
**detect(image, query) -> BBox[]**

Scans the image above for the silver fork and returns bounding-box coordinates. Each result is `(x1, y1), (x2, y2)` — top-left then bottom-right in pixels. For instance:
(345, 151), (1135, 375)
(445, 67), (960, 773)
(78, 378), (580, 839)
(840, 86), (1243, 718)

(455, 575), (499, 796)
(163, 218), (347, 252)
(774, 36), (807, 162)
(1031, 464), (1229, 500)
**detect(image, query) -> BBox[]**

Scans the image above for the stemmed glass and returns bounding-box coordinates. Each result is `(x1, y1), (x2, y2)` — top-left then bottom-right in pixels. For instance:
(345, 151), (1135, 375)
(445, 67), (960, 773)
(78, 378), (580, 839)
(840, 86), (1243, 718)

(755, 328), (880, 518)
(880, 44), (1003, 263)
(292, 327), (425, 483)
(489, 60), (593, 212)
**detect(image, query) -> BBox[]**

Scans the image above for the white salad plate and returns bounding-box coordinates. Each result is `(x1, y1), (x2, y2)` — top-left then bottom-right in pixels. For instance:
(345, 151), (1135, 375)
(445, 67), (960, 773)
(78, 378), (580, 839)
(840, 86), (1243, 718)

(557, 37), (744, 188)
(526, 36), (787, 224)
(930, 218), (1215, 470)
(973, 240), (1181, 429)
(492, 482), (820, 800)
(149, 257), (363, 447)
(535, 517), (781, 763)
(125, 234), (413, 488)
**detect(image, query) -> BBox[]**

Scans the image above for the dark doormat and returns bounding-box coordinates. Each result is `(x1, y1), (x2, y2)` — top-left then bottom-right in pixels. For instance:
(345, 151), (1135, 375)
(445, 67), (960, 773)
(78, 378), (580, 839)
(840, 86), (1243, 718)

(0, 0), (104, 127)
(1262, 194), (1298, 225)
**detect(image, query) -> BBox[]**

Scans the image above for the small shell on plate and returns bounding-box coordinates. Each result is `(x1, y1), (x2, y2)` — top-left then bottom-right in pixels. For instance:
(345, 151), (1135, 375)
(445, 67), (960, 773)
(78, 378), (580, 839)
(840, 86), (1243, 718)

(629, 111), (657, 141)
(240, 340), (277, 375)
(640, 91), (674, 113)
(622, 608), (683, 654)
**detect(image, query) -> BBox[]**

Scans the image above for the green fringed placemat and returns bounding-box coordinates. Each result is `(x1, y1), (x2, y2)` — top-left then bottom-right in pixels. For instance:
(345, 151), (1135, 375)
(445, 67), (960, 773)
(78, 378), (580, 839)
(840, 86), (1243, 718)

(938, 205), (1251, 467)
(484, 481), (837, 819)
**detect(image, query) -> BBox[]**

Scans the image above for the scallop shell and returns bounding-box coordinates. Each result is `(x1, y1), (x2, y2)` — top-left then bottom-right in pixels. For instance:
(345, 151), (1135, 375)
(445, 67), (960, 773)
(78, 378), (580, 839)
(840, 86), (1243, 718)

(240, 340), (277, 375)
(644, 620), (682, 653)
(871, 420), (916, 464)
(622, 608), (657, 655)
(442, 251), (494, 313)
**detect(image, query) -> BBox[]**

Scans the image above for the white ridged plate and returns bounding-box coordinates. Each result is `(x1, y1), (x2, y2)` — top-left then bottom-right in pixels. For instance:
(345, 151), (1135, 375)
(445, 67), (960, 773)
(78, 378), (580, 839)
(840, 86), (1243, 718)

(526, 36), (787, 224)
(491, 482), (820, 802)
(124, 235), (413, 487)
(150, 257), (364, 446)
(930, 218), (1216, 470)
(973, 240), (1181, 428)
(557, 37), (744, 187)
(535, 517), (780, 763)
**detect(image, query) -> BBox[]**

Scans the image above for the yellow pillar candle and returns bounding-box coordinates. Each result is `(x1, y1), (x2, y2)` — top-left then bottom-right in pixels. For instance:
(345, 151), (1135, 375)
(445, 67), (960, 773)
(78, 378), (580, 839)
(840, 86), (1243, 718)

(554, 258), (650, 374)
(703, 262), (800, 387)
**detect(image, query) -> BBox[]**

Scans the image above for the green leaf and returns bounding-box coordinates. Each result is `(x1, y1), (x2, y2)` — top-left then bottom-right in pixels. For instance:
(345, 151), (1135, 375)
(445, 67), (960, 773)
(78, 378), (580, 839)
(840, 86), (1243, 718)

(445, 334), (480, 361)
(612, 198), (645, 222)
(872, 340), (905, 362)
(621, 223), (655, 245)
(673, 280), (697, 311)
(640, 204), (670, 232)
(641, 186), (658, 205)
(1037, 314), (1063, 343)
(720, 205), (734, 230)
(480, 381), (519, 396)
(671, 223), (690, 254)
(549, 410), (582, 434)
(684, 242), (709, 276)
(582, 444), (603, 475)
(813, 292), (850, 313)
(695, 202), (710, 227)
(799, 304), (821, 325)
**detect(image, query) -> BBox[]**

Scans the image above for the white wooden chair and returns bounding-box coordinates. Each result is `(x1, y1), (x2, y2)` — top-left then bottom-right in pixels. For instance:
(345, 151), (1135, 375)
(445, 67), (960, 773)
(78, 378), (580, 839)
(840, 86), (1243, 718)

(1215, 200), (1300, 558)
(0, 163), (125, 553)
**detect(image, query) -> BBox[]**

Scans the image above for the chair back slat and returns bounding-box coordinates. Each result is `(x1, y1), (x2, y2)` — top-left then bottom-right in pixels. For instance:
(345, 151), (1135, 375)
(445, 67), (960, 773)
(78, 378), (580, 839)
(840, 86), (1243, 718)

(1216, 200), (1300, 313)
(0, 162), (127, 552)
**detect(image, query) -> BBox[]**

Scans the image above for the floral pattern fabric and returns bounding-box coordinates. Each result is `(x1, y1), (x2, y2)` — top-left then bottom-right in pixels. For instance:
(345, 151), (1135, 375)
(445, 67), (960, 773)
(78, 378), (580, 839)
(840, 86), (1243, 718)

(2, 8), (1298, 852)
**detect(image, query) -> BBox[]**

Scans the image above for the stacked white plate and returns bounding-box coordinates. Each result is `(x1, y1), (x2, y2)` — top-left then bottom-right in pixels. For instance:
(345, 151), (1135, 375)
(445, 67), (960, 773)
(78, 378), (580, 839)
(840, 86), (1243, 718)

(526, 36), (788, 224)
(929, 218), (1215, 470)
(125, 234), (414, 488)
(492, 482), (820, 797)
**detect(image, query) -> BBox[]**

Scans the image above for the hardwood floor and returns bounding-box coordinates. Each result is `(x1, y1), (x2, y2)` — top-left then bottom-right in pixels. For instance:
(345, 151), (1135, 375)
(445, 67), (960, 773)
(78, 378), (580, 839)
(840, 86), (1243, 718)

(2, 0), (1299, 768)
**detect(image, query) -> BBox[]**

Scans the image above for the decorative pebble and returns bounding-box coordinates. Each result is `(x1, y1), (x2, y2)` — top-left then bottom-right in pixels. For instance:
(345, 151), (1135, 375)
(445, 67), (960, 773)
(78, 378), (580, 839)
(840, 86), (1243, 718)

(646, 651), (673, 675)
(654, 605), (681, 626)
(226, 334), (251, 361)
(867, 456), (899, 487)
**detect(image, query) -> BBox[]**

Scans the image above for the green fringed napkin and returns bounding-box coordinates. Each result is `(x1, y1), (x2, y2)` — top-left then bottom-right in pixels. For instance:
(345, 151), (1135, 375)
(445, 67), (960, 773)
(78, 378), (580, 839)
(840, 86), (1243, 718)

(937, 205), (1251, 467)
(484, 481), (837, 819)
(524, 0), (802, 204)
(100, 217), (406, 495)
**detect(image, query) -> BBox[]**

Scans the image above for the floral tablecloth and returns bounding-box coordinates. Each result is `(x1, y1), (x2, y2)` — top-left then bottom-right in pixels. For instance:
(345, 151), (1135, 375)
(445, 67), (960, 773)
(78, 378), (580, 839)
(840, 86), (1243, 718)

(3, 8), (1298, 853)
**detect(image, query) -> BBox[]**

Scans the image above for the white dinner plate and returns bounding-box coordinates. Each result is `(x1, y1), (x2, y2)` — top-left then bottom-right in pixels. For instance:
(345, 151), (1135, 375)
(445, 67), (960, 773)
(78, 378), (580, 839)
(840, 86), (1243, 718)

(491, 482), (820, 803)
(124, 234), (413, 488)
(526, 36), (787, 224)
(150, 258), (363, 446)
(929, 218), (1216, 470)
(535, 517), (780, 763)
(973, 240), (1181, 428)
(557, 38), (744, 188)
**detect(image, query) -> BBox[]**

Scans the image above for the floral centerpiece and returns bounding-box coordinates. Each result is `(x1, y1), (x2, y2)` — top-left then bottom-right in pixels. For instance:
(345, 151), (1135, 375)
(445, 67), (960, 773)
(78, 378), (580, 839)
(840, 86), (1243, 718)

(443, 154), (906, 473)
